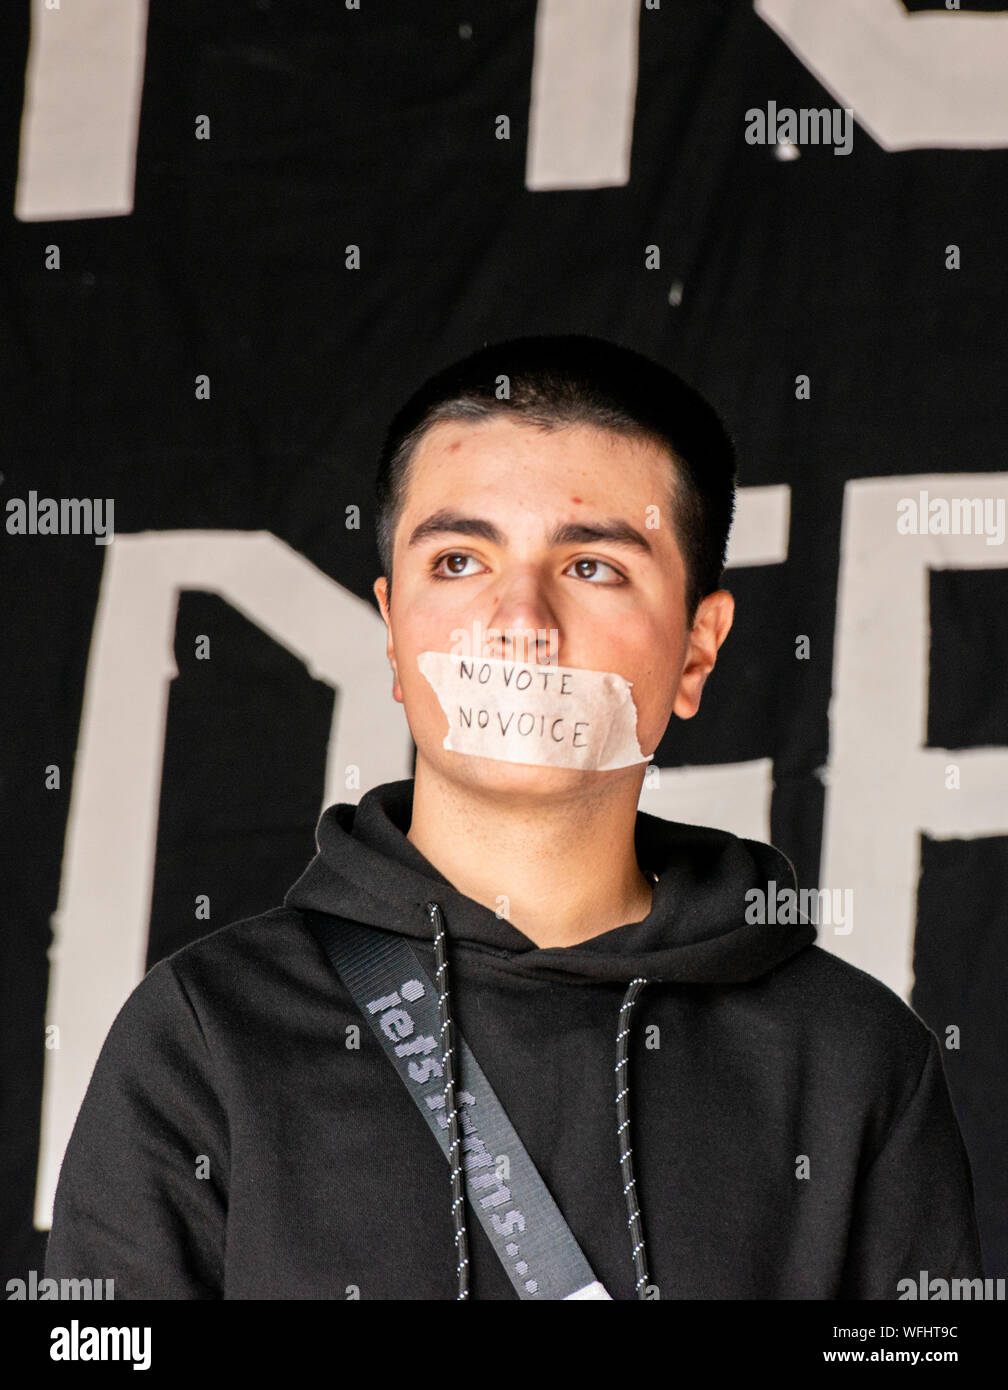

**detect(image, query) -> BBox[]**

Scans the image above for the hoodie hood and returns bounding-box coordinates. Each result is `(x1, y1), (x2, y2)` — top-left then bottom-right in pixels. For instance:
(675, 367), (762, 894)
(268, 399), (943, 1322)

(284, 778), (816, 984)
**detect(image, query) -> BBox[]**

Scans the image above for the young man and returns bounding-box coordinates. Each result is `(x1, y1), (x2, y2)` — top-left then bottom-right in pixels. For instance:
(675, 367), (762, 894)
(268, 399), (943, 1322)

(46, 334), (983, 1299)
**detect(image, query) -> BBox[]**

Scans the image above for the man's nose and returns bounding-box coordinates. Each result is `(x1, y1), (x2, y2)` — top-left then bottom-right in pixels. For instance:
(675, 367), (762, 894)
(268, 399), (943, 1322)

(483, 576), (559, 664)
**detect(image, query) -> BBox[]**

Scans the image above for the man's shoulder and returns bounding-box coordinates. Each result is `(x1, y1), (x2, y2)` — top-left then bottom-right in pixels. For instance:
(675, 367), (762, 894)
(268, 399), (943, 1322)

(144, 904), (325, 1007)
(99, 906), (322, 1041)
(80, 907), (336, 1087)
(767, 941), (938, 1074)
(159, 904), (316, 971)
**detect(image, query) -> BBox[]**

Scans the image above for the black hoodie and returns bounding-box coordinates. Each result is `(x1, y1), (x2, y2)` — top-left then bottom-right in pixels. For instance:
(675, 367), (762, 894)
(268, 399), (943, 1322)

(44, 778), (984, 1299)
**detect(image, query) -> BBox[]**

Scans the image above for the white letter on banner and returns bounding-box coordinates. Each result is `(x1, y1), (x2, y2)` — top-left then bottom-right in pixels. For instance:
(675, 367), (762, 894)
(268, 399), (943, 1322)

(527, 0), (640, 189)
(16, 0), (149, 220)
(35, 531), (411, 1227)
(756, 0), (1008, 149)
(822, 475), (1008, 1002)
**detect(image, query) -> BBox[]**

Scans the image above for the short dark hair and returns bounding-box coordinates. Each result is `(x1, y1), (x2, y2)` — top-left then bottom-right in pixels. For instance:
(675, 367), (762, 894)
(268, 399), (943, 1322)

(374, 333), (737, 620)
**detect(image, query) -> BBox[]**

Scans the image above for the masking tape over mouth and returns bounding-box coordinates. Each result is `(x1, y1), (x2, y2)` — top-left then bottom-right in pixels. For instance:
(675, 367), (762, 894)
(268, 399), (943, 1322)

(417, 650), (650, 771)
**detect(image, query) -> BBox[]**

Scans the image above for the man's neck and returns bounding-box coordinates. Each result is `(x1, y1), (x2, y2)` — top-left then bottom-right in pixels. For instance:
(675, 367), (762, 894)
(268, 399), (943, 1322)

(405, 757), (655, 948)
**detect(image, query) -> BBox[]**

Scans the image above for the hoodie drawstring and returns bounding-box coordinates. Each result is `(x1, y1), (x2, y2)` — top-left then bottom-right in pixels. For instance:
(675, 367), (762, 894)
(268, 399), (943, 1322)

(426, 901), (470, 1300)
(426, 898), (653, 1301)
(616, 977), (650, 1298)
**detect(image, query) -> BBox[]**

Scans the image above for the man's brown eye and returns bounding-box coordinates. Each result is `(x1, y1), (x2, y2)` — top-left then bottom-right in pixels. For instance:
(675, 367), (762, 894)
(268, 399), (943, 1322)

(431, 552), (477, 578)
(570, 557), (624, 583)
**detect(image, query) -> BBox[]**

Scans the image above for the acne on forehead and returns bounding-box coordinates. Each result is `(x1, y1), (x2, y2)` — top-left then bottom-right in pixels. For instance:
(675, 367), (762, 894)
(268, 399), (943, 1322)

(407, 424), (673, 534)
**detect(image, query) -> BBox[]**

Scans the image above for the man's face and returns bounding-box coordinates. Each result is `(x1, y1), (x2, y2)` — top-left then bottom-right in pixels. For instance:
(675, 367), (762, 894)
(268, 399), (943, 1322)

(373, 415), (733, 795)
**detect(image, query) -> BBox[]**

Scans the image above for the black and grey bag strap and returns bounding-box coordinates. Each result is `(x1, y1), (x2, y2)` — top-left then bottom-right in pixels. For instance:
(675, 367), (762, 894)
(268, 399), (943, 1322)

(304, 910), (611, 1301)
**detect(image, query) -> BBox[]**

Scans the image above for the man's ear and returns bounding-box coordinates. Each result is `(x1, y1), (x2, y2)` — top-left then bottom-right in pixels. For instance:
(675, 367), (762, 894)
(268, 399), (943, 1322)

(373, 576), (391, 628)
(373, 577), (403, 703)
(671, 590), (734, 719)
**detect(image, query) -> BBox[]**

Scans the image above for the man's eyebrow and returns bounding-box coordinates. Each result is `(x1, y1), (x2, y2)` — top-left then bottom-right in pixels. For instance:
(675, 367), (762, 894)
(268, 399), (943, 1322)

(406, 509), (654, 556)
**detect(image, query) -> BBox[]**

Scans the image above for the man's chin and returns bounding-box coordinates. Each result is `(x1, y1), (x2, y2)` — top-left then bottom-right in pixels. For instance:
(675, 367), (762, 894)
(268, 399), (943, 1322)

(429, 749), (627, 800)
